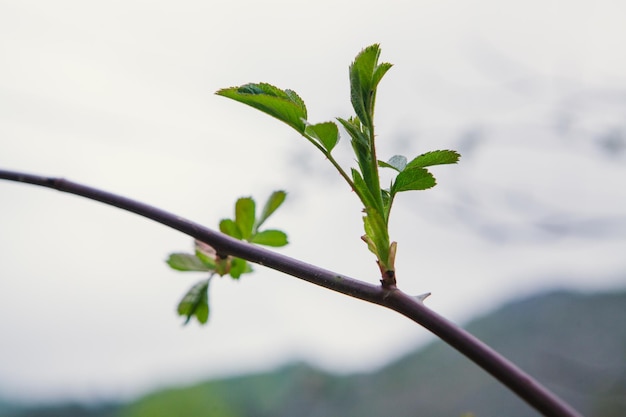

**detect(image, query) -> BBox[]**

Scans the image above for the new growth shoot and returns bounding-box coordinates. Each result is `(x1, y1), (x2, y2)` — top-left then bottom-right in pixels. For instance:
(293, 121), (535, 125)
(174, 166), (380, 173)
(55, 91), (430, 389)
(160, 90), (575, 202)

(216, 44), (460, 288)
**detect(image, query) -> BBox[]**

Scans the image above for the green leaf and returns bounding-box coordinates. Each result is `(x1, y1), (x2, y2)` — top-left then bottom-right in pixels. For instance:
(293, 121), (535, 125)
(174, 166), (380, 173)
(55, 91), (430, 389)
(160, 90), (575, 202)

(219, 219), (242, 239)
(167, 253), (214, 272)
(372, 62), (393, 91)
(349, 44), (392, 128)
(195, 249), (217, 269)
(256, 190), (287, 230)
(351, 168), (381, 214)
(406, 150), (460, 169)
(340, 117), (384, 212)
(337, 117), (368, 148)
(362, 208), (390, 267)
(251, 229), (288, 247)
(349, 76), (368, 128)
(340, 118), (376, 194)
(216, 83), (308, 133)
(392, 167), (436, 193)
(381, 188), (391, 214)
(229, 258), (253, 279)
(235, 197), (256, 241)
(378, 155), (407, 172)
(177, 279), (210, 324)
(305, 122), (339, 153)
(350, 45), (379, 126)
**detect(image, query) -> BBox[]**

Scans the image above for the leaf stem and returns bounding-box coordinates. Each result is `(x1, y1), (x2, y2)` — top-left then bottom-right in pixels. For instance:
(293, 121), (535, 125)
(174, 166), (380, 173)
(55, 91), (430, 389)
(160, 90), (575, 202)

(0, 168), (582, 417)
(302, 133), (365, 202)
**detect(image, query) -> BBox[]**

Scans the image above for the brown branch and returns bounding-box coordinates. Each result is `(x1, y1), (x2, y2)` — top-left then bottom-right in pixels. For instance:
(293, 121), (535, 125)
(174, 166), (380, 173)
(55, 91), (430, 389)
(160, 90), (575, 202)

(0, 169), (582, 417)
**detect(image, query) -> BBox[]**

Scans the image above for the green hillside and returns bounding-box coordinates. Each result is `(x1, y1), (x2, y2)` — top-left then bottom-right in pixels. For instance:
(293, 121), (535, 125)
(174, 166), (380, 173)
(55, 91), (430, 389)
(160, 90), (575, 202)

(7, 289), (626, 417)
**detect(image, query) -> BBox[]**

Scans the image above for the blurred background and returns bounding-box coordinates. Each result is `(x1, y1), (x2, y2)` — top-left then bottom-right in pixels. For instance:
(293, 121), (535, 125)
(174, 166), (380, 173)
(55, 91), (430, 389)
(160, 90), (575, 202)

(1, 0), (625, 414)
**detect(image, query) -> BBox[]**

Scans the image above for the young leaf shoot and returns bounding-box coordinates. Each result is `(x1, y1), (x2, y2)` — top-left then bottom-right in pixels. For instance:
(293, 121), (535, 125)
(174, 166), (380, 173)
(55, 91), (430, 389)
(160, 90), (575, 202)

(217, 44), (460, 287)
(168, 192), (288, 324)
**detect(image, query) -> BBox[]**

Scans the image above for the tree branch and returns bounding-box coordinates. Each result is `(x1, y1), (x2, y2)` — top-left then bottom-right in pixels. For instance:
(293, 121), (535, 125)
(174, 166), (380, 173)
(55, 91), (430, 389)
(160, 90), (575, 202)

(0, 169), (582, 417)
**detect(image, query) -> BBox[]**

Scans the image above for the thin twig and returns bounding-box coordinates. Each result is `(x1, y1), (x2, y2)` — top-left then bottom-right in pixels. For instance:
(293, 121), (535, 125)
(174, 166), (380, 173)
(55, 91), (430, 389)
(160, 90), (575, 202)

(0, 169), (582, 417)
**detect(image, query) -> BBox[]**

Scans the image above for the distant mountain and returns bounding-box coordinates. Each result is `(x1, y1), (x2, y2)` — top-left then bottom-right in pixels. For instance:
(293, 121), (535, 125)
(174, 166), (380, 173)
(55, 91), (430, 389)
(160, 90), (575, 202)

(7, 289), (626, 417)
(1, 402), (117, 417)
(364, 289), (626, 417)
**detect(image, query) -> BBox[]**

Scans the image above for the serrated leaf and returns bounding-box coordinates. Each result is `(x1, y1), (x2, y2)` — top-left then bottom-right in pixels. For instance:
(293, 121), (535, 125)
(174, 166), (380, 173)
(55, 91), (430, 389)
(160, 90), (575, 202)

(235, 197), (255, 241)
(177, 279), (210, 324)
(340, 118), (374, 190)
(216, 83), (307, 133)
(349, 44), (392, 128)
(371, 62), (393, 90)
(392, 167), (436, 193)
(378, 155), (407, 172)
(251, 229), (288, 247)
(284, 89), (306, 111)
(256, 190), (286, 230)
(167, 253), (214, 272)
(350, 45), (379, 126)
(219, 218), (242, 239)
(351, 168), (380, 213)
(352, 45), (381, 87)
(341, 117), (382, 209)
(229, 258), (253, 279)
(349, 75), (368, 128)
(305, 122), (339, 153)
(406, 150), (460, 169)
(337, 117), (368, 147)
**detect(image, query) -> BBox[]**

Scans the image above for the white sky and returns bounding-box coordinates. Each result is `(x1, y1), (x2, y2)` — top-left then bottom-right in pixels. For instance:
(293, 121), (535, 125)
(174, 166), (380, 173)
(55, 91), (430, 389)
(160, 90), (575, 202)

(1, 0), (625, 404)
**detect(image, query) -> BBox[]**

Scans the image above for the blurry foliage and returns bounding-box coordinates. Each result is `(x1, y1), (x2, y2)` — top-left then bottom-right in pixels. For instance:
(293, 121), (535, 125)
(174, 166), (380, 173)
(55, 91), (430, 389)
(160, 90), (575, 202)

(167, 191), (288, 324)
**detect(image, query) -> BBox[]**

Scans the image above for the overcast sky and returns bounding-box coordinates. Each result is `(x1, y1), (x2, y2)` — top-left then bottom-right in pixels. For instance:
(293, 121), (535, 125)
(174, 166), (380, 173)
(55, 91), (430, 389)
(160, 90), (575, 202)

(1, 0), (625, 404)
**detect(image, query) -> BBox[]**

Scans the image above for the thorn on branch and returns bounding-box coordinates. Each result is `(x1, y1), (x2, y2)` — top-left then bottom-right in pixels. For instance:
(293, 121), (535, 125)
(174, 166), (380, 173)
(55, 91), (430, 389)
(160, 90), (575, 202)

(413, 292), (431, 302)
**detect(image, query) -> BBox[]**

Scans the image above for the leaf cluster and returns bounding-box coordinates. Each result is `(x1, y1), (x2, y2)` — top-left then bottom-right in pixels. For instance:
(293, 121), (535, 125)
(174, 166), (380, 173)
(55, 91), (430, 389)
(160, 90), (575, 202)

(216, 44), (460, 286)
(166, 191), (288, 324)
